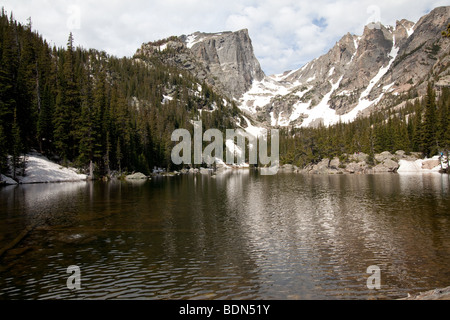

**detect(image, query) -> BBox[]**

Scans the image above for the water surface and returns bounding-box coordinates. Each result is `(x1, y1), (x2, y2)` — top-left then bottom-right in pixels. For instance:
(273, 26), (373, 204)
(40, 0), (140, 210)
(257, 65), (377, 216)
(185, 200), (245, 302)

(0, 172), (449, 300)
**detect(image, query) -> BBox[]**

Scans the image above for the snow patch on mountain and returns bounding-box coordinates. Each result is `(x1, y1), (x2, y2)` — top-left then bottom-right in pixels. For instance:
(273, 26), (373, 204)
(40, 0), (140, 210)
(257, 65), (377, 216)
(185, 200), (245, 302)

(301, 76), (344, 127)
(186, 34), (200, 49)
(239, 77), (294, 114)
(344, 36), (400, 122)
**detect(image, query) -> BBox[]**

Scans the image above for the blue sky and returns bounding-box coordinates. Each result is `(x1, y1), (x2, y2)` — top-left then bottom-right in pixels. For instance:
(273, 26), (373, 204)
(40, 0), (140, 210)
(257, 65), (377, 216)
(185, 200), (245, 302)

(1, 0), (448, 75)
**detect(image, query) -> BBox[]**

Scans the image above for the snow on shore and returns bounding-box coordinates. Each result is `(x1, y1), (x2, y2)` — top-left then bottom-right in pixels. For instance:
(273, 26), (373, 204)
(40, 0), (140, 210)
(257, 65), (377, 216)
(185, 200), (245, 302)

(398, 156), (443, 174)
(0, 174), (18, 185)
(1, 153), (87, 185)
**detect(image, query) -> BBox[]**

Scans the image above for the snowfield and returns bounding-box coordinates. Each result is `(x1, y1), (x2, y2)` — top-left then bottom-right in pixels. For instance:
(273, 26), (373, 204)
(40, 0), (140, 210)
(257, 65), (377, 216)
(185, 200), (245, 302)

(0, 174), (17, 185)
(1, 153), (87, 185)
(397, 156), (443, 174)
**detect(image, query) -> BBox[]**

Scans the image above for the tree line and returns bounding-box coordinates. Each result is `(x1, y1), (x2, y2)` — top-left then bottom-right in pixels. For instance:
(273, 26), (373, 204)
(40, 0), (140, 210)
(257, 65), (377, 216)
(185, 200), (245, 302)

(279, 84), (450, 167)
(0, 10), (241, 179)
(1, 10), (449, 179)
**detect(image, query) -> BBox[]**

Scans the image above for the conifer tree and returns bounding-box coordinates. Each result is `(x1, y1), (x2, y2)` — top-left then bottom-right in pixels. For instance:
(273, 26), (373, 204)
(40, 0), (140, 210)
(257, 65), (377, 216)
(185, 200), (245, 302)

(93, 69), (108, 169)
(16, 18), (37, 150)
(423, 83), (438, 157)
(53, 33), (80, 161)
(438, 88), (450, 150)
(443, 23), (450, 38)
(37, 84), (54, 154)
(36, 41), (56, 154)
(116, 137), (122, 174)
(11, 108), (22, 180)
(0, 124), (7, 178)
(0, 14), (19, 135)
(77, 78), (97, 167)
(412, 99), (424, 153)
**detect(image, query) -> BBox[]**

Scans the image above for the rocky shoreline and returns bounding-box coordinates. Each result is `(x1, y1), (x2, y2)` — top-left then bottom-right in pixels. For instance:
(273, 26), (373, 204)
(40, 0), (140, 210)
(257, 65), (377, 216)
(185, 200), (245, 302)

(1, 150), (447, 186)
(400, 286), (450, 300)
(279, 151), (447, 175)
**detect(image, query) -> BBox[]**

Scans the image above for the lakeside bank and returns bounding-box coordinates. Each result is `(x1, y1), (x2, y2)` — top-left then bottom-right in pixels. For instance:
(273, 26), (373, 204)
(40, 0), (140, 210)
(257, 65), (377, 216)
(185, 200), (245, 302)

(279, 150), (448, 175)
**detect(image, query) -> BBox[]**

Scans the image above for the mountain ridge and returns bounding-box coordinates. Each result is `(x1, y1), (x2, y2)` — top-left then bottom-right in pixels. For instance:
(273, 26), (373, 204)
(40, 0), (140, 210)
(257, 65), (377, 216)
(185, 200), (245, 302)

(240, 6), (449, 128)
(136, 6), (449, 129)
(136, 28), (265, 101)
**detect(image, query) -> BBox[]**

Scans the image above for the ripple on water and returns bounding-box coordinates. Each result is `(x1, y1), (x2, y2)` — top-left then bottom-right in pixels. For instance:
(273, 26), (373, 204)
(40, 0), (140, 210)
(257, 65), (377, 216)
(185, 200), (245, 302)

(0, 174), (450, 300)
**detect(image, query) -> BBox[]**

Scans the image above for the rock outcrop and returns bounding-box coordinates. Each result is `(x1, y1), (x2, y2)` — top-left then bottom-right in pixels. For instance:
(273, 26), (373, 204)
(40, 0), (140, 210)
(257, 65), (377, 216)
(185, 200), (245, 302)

(136, 29), (265, 100)
(135, 7), (449, 130)
(400, 286), (450, 300)
(125, 172), (149, 180)
(240, 6), (450, 128)
(183, 30), (265, 99)
(287, 151), (431, 175)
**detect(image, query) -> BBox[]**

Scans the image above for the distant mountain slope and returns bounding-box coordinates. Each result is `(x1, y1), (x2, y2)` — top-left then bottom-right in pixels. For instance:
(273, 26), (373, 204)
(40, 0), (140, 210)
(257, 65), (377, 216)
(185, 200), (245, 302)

(136, 7), (449, 130)
(237, 6), (450, 128)
(136, 29), (265, 100)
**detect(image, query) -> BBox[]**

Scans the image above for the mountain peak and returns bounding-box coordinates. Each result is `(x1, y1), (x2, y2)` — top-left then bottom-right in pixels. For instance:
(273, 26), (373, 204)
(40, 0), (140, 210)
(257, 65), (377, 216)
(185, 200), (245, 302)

(182, 29), (265, 99)
(238, 6), (450, 128)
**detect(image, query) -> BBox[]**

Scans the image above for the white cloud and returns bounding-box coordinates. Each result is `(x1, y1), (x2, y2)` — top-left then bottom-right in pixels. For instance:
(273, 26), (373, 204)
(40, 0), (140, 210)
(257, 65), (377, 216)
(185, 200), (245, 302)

(1, 0), (447, 75)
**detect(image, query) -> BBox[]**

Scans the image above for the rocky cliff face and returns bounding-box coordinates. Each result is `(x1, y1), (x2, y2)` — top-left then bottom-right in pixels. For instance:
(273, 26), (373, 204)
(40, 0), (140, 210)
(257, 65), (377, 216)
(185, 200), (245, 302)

(182, 29), (265, 99)
(240, 6), (450, 128)
(135, 7), (449, 129)
(135, 29), (265, 100)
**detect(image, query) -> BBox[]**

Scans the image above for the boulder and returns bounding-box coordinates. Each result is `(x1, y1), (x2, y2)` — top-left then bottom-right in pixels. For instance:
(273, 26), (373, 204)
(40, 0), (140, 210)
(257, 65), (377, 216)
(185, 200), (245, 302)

(350, 153), (369, 163)
(373, 159), (400, 173)
(400, 286), (450, 300)
(281, 164), (294, 172)
(125, 172), (148, 180)
(395, 150), (406, 158)
(200, 168), (211, 175)
(422, 159), (440, 170)
(329, 157), (340, 170)
(345, 162), (367, 174)
(310, 159), (330, 174)
(56, 233), (98, 245)
(375, 151), (394, 163)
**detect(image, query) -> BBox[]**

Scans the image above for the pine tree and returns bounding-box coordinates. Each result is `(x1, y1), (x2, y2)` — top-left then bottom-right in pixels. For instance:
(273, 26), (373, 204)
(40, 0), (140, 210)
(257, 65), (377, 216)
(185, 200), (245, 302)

(437, 87), (449, 150)
(116, 137), (122, 174)
(37, 84), (54, 154)
(412, 99), (424, 153)
(77, 86), (97, 167)
(53, 33), (80, 161)
(443, 23), (450, 38)
(11, 108), (23, 180)
(93, 69), (107, 170)
(0, 14), (19, 136)
(423, 83), (438, 157)
(104, 130), (111, 177)
(16, 18), (37, 150)
(36, 40), (56, 155)
(0, 124), (7, 179)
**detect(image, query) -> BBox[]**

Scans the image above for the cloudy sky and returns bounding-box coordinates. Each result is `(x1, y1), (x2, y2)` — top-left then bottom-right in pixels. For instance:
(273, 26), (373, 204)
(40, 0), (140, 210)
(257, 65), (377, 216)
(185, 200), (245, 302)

(2, 0), (447, 75)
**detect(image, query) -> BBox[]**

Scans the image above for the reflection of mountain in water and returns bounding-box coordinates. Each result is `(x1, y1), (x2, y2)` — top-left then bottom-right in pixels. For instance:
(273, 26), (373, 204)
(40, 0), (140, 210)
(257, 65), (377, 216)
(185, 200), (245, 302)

(0, 174), (449, 299)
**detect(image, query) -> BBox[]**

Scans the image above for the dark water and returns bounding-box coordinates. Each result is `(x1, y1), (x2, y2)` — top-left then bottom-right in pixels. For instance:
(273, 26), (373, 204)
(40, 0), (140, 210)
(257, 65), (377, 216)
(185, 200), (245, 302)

(0, 172), (449, 300)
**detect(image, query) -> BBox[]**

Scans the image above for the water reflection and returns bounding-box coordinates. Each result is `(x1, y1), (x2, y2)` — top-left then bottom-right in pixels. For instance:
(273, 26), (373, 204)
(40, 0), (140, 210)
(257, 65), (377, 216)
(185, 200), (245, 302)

(0, 173), (449, 300)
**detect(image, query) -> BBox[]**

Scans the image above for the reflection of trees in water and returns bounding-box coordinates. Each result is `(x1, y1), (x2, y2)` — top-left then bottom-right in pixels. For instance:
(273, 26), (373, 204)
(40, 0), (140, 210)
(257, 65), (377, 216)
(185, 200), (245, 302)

(1, 182), (89, 227)
(0, 174), (449, 299)
(152, 172), (262, 299)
